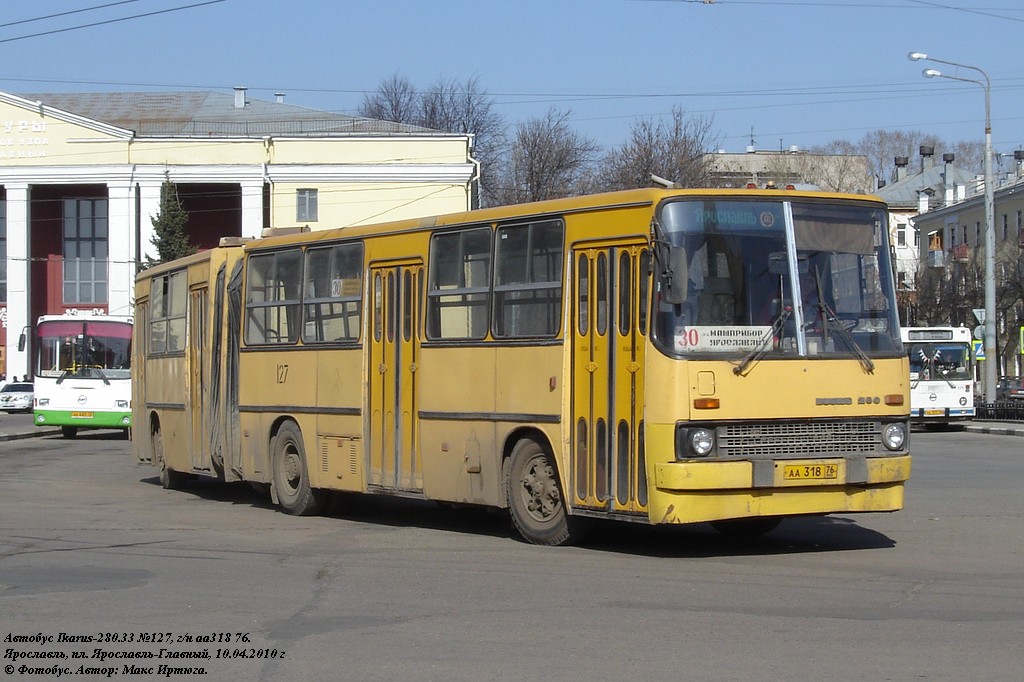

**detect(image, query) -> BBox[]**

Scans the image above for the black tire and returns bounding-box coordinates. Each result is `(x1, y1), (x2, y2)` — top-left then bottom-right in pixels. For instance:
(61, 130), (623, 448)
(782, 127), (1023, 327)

(61, 425), (78, 439)
(711, 517), (783, 538)
(153, 425), (187, 490)
(506, 437), (579, 546)
(271, 421), (324, 516)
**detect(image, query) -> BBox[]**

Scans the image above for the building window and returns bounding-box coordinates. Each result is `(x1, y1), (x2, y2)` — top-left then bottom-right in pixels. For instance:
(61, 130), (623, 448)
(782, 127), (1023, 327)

(1004, 214), (1009, 242)
(896, 226), (906, 247)
(297, 189), (318, 222)
(63, 198), (108, 304)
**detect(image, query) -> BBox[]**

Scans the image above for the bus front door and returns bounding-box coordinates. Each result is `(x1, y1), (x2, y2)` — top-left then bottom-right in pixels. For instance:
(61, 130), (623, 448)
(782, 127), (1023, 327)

(571, 243), (649, 514)
(369, 263), (423, 492)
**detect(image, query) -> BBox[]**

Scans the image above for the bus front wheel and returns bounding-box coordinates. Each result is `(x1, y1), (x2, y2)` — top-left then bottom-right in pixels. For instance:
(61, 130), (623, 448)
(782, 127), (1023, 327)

(506, 437), (580, 546)
(61, 426), (78, 439)
(271, 422), (324, 516)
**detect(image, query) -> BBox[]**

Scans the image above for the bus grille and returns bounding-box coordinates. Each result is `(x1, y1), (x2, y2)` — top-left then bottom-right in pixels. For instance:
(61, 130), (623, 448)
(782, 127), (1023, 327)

(717, 420), (883, 459)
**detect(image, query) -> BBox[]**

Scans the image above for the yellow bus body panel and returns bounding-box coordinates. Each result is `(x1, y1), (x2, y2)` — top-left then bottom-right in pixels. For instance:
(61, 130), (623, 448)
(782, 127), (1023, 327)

(640, 351), (910, 524)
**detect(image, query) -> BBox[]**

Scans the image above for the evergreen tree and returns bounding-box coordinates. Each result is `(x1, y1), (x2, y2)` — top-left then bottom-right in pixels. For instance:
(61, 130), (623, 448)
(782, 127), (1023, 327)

(146, 179), (195, 267)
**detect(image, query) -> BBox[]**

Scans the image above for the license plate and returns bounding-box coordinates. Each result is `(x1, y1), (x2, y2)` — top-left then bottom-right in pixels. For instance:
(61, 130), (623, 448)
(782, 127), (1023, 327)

(924, 408), (945, 416)
(71, 411), (94, 419)
(783, 463), (839, 480)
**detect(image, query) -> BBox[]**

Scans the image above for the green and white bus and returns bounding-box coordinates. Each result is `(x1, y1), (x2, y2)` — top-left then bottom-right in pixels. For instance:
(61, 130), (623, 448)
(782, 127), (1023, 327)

(31, 314), (133, 438)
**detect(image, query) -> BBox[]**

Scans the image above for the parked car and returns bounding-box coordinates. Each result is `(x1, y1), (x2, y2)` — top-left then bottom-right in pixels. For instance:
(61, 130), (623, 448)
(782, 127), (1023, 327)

(995, 376), (1024, 400)
(0, 381), (34, 413)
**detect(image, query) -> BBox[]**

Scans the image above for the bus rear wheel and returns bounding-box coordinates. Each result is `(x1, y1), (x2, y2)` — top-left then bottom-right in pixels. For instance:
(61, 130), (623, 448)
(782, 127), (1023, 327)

(153, 425), (187, 490)
(506, 437), (579, 546)
(271, 422), (324, 516)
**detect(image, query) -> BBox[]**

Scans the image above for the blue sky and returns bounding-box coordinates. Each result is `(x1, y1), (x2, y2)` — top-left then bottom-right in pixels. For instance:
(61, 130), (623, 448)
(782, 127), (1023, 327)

(1, 0), (1022, 165)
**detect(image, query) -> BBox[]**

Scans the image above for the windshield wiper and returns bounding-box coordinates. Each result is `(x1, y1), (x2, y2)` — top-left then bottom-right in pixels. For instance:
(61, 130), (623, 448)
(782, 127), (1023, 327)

(734, 307), (792, 376)
(813, 267), (874, 373)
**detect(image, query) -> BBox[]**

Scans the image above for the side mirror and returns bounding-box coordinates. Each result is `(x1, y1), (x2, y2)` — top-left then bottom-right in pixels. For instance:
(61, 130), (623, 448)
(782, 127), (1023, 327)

(17, 332), (26, 352)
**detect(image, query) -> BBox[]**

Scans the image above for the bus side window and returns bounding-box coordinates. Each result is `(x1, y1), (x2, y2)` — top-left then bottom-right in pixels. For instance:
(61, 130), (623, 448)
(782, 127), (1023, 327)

(426, 227), (491, 340)
(493, 220), (563, 338)
(245, 249), (302, 345)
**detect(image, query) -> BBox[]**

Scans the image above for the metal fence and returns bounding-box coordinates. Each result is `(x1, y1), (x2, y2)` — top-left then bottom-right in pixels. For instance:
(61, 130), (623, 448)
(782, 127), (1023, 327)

(974, 401), (1024, 421)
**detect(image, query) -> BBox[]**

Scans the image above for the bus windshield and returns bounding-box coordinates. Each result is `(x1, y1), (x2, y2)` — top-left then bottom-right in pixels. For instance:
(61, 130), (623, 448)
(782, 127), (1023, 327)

(907, 341), (972, 382)
(35, 319), (132, 381)
(652, 198), (902, 361)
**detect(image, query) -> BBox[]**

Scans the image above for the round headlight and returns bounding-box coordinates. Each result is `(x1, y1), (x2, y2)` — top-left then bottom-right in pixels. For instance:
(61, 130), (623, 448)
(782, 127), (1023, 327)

(882, 422), (906, 451)
(690, 428), (715, 456)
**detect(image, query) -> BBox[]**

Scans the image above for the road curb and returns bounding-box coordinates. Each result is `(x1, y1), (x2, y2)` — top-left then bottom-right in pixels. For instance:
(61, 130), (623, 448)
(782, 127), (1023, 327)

(963, 424), (1024, 437)
(0, 429), (60, 442)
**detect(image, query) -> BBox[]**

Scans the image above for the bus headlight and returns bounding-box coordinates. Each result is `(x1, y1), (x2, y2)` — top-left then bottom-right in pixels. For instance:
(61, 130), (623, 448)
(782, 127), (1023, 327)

(37, 398), (49, 407)
(116, 400), (129, 409)
(676, 425), (716, 459)
(882, 422), (907, 451)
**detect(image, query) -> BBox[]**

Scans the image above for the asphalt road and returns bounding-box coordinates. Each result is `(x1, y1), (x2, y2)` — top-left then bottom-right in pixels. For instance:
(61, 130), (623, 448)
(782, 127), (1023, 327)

(1, 428), (1022, 681)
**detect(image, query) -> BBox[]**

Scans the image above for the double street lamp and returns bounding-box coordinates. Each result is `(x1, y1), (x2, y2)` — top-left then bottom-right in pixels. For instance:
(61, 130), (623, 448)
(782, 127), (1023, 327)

(908, 52), (997, 402)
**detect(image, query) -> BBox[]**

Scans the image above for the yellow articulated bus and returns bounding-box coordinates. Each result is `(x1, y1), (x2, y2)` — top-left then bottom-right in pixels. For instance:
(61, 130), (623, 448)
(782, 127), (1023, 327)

(132, 187), (911, 545)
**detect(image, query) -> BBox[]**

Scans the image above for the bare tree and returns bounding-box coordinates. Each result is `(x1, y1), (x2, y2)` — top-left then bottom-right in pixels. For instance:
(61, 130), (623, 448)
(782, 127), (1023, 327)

(358, 73), (419, 124)
(856, 129), (944, 184)
(417, 77), (504, 144)
(360, 73), (507, 207)
(949, 139), (986, 176)
(595, 107), (717, 190)
(417, 76), (507, 206)
(490, 108), (599, 205)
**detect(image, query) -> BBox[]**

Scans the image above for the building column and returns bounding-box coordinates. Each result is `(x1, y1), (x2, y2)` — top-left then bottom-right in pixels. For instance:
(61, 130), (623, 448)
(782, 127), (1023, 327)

(4, 183), (29, 379)
(241, 179), (264, 238)
(136, 180), (162, 264)
(107, 180), (134, 317)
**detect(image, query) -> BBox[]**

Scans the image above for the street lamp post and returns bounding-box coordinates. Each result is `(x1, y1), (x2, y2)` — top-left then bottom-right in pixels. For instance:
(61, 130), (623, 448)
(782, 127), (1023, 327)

(908, 52), (997, 402)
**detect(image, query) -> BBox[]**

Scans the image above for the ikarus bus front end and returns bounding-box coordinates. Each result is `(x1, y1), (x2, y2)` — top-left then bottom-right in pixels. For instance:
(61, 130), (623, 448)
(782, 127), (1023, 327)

(32, 314), (133, 438)
(644, 193), (911, 533)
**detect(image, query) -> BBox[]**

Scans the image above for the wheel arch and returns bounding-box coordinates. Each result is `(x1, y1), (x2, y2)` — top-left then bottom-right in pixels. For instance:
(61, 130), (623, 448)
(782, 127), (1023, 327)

(140, 410), (161, 464)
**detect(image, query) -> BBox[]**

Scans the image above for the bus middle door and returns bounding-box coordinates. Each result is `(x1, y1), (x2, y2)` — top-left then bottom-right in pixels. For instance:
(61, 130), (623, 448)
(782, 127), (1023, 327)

(369, 262), (423, 492)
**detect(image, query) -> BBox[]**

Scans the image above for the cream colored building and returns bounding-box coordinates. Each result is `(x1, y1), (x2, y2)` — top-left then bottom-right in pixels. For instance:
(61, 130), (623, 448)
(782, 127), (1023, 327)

(0, 88), (476, 376)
